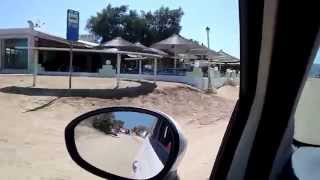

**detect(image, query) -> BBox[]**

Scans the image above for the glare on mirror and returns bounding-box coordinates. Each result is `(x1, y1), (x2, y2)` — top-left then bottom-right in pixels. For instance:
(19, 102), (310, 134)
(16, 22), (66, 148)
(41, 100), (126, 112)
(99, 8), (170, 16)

(74, 111), (174, 179)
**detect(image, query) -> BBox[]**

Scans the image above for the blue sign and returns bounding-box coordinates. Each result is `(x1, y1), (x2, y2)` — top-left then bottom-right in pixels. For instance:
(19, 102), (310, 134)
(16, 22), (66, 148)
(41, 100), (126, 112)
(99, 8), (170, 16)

(67, 9), (79, 41)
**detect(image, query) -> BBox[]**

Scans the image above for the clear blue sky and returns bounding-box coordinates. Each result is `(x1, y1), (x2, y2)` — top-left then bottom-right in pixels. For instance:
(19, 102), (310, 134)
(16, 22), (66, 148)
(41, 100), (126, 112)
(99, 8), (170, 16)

(0, 0), (240, 58)
(114, 112), (156, 129)
(315, 51), (320, 64)
(1, 0), (319, 63)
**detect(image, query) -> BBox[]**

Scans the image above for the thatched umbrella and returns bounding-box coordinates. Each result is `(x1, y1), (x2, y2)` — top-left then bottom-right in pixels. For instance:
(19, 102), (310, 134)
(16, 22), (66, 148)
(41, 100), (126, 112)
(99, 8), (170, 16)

(134, 42), (168, 56)
(213, 50), (240, 63)
(188, 47), (220, 60)
(151, 34), (199, 68)
(101, 37), (142, 51)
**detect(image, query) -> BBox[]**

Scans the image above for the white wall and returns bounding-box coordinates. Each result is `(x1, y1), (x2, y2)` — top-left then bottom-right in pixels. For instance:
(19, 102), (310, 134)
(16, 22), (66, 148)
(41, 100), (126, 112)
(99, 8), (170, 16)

(39, 71), (100, 77)
(38, 70), (208, 90)
(38, 70), (241, 91)
(119, 74), (208, 90)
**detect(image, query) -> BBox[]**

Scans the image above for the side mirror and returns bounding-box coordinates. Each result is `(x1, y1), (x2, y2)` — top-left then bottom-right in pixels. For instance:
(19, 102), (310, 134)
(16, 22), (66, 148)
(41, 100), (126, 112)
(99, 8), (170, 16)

(65, 107), (187, 180)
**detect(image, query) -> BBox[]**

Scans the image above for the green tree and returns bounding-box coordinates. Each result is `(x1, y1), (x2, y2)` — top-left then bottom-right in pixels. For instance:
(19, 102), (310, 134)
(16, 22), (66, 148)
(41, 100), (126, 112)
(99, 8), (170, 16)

(92, 113), (116, 134)
(86, 4), (128, 42)
(142, 7), (184, 45)
(86, 4), (184, 45)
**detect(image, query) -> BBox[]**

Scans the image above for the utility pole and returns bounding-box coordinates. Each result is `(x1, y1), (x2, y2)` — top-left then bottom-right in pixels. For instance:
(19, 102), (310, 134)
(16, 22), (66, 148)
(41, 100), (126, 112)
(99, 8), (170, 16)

(205, 26), (210, 48)
(206, 26), (216, 93)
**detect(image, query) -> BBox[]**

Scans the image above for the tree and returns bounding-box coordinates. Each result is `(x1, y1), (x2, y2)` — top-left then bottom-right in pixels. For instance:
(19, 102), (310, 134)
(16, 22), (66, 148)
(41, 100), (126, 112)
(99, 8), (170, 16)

(92, 113), (116, 134)
(142, 7), (184, 45)
(121, 10), (148, 43)
(86, 4), (184, 45)
(86, 4), (128, 42)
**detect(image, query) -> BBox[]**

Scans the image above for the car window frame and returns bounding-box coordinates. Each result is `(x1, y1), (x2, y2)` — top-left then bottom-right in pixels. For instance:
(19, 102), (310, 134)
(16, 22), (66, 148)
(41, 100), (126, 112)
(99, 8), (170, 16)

(210, 0), (320, 179)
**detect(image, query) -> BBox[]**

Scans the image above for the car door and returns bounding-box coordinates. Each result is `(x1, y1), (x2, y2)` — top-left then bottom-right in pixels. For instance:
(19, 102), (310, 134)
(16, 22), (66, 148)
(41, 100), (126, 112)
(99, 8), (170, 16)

(150, 118), (173, 165)
(132, 118), (173, 179)
(210, 0), (320, 179)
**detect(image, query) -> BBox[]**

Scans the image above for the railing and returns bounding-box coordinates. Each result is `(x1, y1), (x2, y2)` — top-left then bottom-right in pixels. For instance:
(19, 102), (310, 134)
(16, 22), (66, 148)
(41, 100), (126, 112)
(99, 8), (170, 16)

(119, 73), (207, 90)
(157, 68), (189, 76)
(37, 65), (239, 90)
(120, 68), (191, 76)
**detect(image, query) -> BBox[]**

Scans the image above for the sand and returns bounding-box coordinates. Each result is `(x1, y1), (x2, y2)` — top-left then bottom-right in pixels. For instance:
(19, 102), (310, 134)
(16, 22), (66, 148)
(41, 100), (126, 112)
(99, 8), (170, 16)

(0, 75), (238, 180)
(217, 85), (239, 101)
(75, 125), (143, 178)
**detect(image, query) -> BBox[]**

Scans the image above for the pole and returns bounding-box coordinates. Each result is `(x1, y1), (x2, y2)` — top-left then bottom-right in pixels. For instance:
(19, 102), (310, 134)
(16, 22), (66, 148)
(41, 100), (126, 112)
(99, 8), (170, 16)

(116, 53), (121, 87)
(153, 58), (157, 83)
(207, 67), (213, 93)
(68, 42), (73, 89)
(206, 26), (210, 49)
(139, 59), (142, 81)
(174, 45), (177, 73)
(32, 50), (38, 87)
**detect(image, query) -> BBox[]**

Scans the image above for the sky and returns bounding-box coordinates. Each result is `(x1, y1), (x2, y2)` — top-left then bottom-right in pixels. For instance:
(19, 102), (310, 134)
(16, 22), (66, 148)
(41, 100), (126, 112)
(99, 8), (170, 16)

(114, 112), (156, 129)
(1, 0), (319, 63)
(0, 0), (240, 58)
(315, 51), (320, 64)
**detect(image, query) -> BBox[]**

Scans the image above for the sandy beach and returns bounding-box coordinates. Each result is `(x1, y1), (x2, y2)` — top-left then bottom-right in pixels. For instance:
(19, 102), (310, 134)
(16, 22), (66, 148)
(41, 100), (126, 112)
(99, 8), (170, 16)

(0, 75), (238, 180)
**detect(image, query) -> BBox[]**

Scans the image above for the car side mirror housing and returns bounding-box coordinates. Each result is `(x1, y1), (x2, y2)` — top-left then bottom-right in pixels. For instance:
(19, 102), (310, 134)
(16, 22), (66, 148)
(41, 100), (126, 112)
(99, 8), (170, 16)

(65, 106), (187, 180)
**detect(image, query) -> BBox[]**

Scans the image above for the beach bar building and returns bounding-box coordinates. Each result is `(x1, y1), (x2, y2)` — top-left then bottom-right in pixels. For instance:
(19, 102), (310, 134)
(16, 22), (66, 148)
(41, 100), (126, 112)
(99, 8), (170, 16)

(0, 24), (239, 90)
(0, 24), (107, 74)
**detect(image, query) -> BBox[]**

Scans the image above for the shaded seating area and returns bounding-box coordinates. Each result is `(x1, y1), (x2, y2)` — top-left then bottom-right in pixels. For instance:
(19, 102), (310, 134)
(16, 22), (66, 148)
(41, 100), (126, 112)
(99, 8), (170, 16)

(36, 34), (239, 77)
(29, 33), (240, 90)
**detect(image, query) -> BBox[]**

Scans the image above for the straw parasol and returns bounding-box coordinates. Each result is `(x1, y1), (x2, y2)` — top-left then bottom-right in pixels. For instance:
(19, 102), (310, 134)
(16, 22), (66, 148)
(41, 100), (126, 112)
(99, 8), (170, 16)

(151, 34), (199, 68)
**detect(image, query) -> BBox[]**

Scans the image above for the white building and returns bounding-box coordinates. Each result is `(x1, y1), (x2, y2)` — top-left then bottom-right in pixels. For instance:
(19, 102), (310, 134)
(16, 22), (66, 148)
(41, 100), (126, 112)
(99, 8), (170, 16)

(0, 24), (89, 73)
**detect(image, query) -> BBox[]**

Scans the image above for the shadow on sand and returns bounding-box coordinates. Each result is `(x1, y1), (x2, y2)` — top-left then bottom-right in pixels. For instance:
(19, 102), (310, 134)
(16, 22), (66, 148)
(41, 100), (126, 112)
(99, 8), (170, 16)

(0, 80), (157, 99)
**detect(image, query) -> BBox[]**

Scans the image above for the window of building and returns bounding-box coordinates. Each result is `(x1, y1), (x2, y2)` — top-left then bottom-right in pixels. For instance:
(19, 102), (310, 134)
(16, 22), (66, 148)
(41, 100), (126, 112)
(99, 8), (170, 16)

(4, 38), (28, 69)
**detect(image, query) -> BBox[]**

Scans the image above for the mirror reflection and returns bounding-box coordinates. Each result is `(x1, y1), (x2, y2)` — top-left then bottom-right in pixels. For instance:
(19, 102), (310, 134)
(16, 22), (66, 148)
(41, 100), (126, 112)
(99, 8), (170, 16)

(74, 111), (174, 179)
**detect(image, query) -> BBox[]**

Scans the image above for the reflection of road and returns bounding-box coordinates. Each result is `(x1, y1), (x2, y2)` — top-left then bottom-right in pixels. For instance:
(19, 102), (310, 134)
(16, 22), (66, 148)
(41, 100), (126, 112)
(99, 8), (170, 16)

(75, 125), (144, 178)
